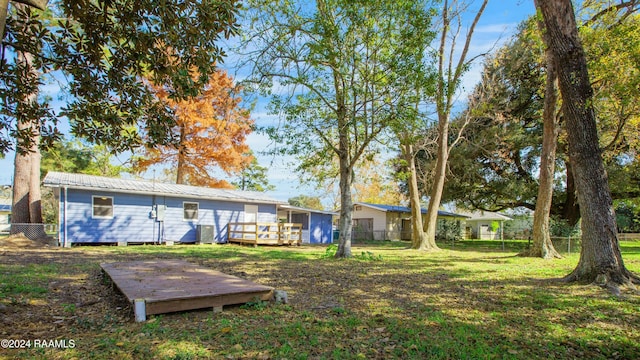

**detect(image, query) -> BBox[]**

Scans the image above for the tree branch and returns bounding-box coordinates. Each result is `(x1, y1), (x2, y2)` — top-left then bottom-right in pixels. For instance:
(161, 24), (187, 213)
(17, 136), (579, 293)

(602, 113), (629, 153)
(583, 0), (639, 27)
(452, 0), (489, 87)
(13, 0), (48, 10)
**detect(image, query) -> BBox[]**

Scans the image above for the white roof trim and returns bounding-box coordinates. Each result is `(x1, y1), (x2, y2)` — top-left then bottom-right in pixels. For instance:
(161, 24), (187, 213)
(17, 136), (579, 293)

(456, 210), (513, 221)
(278, 204), (337, 215)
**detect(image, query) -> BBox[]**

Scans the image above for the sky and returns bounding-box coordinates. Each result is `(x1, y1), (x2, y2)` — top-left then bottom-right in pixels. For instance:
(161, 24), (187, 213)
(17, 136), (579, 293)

(0, 0), (536, 206)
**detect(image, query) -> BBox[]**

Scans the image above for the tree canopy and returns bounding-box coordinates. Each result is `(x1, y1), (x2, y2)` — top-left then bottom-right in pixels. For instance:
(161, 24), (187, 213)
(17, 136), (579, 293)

(288, 195), (324, 211)
(134, 70), (254, 188)
(415, 10), (640, 227)
(41, 139), (127, 178)
(1, 0), (241, 153)
(232, 153), (275, 192)
(241, 0), (436, 257)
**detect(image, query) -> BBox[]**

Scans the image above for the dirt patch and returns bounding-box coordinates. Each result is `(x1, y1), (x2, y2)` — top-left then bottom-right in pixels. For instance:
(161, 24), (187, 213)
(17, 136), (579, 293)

(0, 233), (55, 249)
(0, 247), (131, 343)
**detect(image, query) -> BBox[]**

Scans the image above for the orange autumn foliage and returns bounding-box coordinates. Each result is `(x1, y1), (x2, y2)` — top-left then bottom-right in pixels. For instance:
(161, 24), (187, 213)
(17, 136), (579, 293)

(136, 70), (253, 188)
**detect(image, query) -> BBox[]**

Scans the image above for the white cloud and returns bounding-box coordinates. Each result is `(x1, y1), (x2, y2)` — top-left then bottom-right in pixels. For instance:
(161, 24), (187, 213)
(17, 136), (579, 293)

(474, 23), (517, 34)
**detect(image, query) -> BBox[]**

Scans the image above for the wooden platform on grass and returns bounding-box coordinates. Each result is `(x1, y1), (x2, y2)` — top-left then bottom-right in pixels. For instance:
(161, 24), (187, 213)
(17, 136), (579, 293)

(101, 260), (273, 321)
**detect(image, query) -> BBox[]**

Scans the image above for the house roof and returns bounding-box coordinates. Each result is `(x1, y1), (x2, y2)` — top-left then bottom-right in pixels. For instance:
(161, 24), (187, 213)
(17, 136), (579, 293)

(455, 210), (512, 221)
(356, 202), (469, 219)
(278, 204), (337, 216)
(43, 171), (285, 205)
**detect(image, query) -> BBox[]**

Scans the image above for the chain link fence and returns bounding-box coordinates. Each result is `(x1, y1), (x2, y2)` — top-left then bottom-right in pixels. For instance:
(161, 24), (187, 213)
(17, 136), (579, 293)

(548, 236), (581, 254)
(2, 223), (58, 242)
(351, 230), (412, 242)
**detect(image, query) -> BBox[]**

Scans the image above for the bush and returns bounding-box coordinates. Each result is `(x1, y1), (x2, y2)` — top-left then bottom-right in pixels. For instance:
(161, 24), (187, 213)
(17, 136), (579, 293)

(436, 219), (462, 242)
(550, 217), (580, 237)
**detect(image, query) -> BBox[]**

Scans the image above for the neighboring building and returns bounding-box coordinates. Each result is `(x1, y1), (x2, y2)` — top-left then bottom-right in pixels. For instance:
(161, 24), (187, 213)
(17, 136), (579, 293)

(278, 205), (335, 244)
(504, 213), (534, 240)
(43, 171), (332, 246)
(0, 201), (10, 233)
(351, 202), (468, 241)
(456, 210), (513, 240)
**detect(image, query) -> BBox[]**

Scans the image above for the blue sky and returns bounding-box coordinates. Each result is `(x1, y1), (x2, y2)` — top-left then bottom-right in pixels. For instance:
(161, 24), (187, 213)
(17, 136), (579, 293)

(0, 0), (536, 206)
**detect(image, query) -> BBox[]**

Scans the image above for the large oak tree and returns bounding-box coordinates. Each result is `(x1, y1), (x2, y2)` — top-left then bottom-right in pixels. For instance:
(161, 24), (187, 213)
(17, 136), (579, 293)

(537, 0), (639, 291)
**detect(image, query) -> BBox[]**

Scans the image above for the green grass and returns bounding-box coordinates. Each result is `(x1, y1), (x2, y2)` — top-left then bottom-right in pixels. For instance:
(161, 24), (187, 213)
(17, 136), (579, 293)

(1, 241), (640, 359)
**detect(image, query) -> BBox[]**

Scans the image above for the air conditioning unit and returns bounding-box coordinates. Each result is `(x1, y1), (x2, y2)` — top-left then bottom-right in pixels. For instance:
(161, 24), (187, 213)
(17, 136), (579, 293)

(197, 225), (215, 244)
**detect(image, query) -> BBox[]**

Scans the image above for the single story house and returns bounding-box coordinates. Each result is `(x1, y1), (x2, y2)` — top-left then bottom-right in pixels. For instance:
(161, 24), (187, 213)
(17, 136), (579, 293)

(455, 210), (513, 240)
(351, 202), (468, 241)
(278, 204), (336, 244)
(43, 171), (333, 246)
(0, 201), (10, 233)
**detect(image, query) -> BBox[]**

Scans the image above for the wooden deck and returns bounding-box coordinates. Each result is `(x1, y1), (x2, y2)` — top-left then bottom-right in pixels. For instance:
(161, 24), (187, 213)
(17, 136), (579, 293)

(101, 260), (273, 321)
(227, 222), (302, 246)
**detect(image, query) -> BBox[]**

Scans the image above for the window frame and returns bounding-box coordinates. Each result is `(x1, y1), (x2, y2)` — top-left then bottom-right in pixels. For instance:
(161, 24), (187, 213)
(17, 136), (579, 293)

(183, 202), (199, 221)
(92, 196), (114, 219)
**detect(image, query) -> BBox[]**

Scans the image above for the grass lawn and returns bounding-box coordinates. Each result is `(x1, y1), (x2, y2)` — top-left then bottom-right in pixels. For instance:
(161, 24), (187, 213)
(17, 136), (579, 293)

(1, 240), (640, 359)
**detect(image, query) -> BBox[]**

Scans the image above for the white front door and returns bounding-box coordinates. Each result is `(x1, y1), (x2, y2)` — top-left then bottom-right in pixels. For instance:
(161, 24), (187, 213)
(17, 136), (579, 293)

(244, 205), (258, 223)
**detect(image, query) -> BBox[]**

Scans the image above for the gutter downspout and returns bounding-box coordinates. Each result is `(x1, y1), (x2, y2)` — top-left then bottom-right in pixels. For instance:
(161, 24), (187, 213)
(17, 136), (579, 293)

(63, 186), (68, 247)
(307, 211), (311, 244)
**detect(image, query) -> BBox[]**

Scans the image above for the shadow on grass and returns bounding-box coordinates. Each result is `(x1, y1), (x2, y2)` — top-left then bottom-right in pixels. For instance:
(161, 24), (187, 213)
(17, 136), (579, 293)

(2, 243), (640, 359)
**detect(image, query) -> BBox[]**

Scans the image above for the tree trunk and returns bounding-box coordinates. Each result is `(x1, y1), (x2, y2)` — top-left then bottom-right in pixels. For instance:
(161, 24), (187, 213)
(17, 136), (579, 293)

(334, 66), (353, 258)
(0, 0), (8, 42)
(176, 123), (187, 184)
(525, 12), (561, 259)
(421, 113), (448, 251)
(403, 143), (428, 249)
(11, 46), (39, 230)
(537, 0), (638, 292)
(562, 160), (580, 227)
(29, 127), (43, 224)
(12, 145), (32, 228)
(28, 125), (46, 239)
(335, 151), (353, 258)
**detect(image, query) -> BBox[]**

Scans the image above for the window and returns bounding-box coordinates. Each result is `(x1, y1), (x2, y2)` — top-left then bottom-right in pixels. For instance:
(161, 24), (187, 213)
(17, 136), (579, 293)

(183, 202), (199, 221)
(93, 196), (113, 219)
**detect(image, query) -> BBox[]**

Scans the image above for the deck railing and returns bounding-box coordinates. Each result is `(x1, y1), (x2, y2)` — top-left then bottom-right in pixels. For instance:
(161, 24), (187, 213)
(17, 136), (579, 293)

(227, 222), (302, 245)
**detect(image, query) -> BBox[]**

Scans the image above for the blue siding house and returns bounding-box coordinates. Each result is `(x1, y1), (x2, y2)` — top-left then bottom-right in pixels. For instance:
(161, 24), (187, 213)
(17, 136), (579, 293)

(278, 205), (335, 244)
(44, 172), (333, 246)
